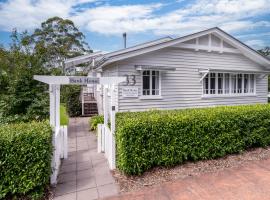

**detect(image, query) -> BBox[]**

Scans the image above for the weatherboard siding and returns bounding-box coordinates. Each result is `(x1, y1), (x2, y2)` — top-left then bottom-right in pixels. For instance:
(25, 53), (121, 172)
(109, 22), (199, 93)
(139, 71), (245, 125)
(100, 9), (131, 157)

(103, 47), (268, 112)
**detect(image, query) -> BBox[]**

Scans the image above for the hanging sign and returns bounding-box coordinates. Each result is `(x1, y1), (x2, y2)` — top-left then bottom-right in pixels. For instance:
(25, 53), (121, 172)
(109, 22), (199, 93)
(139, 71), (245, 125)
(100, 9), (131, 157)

(122, 87), (138, 97)
(69, 77), (100, 85)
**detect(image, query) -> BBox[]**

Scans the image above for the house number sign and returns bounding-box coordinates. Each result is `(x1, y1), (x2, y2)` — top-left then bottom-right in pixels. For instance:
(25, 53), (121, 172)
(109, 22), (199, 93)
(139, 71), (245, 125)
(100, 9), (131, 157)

(124, 75), (136, 86)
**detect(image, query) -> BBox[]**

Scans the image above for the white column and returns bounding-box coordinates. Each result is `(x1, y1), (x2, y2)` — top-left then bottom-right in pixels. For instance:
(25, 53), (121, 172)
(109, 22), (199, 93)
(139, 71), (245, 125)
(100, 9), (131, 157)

(55, 85), (60, 128)
(49, 85), (56, 127)
(103, 87), (108, 126)
(82, 89), (84, 116)
(110, 84), (116, 134)
(110, 84), (116, 169)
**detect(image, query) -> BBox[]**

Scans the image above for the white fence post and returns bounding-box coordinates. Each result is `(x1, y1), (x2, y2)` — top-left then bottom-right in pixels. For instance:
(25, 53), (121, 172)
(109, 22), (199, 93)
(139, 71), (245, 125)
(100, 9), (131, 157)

(97, 124), (102, 153)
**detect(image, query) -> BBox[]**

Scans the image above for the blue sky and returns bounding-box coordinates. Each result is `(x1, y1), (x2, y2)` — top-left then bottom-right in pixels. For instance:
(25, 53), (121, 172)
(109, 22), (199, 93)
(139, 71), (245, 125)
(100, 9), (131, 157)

(0, 0), (269, 52)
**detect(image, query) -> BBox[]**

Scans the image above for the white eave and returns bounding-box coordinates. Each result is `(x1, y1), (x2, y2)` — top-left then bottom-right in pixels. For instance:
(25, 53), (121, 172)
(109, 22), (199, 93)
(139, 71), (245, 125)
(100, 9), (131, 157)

(64, 51), (104, 68)
(198, 68), (270, 74)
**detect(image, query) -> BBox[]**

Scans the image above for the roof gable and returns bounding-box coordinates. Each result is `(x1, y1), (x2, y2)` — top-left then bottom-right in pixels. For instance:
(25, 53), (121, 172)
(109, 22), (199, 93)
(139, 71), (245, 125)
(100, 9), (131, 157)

(96, 27), (270, 69)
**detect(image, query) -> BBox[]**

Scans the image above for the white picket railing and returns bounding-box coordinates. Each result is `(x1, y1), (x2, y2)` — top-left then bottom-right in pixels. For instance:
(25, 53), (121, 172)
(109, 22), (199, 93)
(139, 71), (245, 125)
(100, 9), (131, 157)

(51, 125), (68, 185)
(97, 124), (116, 169)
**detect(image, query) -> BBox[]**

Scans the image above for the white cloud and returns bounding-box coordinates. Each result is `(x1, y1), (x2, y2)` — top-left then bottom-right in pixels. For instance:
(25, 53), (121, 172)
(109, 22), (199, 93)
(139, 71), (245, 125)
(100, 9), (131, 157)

(245, 39), (266, 49)
(0, 0), (97, 31)
(0, 0), (269, 43)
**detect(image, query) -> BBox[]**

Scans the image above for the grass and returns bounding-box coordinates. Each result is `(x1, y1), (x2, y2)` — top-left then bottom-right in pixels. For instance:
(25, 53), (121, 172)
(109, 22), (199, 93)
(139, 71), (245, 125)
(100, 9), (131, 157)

(60, 104), (69, 126)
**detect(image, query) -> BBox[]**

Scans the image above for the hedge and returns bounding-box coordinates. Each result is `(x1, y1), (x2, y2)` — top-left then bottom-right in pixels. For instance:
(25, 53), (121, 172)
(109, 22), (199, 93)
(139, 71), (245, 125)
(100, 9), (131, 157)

(0, 121), (52, 199)
(65, 85), (82, 117)
(89, 115), (104, 131)
(116, 104), (270, 175)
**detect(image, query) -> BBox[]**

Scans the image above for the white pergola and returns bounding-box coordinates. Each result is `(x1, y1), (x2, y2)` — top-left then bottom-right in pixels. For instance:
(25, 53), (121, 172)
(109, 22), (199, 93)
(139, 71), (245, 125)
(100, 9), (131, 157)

(34, 75), (125, 184)
(34, 75), (125, 127)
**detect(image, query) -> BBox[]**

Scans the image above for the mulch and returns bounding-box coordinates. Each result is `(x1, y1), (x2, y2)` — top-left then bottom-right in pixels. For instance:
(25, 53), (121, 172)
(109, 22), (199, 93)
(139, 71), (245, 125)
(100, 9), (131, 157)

(112, 147), (270, 193)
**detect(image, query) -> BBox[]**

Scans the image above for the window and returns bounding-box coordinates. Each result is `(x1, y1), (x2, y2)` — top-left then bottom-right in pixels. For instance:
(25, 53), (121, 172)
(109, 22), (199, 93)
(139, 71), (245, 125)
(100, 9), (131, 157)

(142, 70), (160, 96)
(203, 73), (256, 96)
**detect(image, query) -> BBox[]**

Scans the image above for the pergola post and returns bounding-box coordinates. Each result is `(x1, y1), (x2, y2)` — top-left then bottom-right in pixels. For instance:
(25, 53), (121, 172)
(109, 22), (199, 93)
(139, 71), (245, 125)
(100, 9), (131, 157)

(49, 84), (60, 128)
(110, 84), (116, 169)
(103, 86), (108, 126)
(49, 84), (61, 185)
(49, 85), (55, 126)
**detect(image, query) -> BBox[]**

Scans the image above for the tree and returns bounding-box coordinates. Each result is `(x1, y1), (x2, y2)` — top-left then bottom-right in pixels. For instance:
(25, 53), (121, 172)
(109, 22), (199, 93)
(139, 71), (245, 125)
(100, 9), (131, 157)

(0, 30), (50, 122)
(258, 47), (270, 57)
(31, 17), (92, 72)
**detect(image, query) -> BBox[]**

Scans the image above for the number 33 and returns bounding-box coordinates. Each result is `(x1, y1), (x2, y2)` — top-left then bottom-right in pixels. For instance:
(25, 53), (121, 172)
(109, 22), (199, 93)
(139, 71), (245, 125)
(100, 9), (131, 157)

(124, 75), (136, 86)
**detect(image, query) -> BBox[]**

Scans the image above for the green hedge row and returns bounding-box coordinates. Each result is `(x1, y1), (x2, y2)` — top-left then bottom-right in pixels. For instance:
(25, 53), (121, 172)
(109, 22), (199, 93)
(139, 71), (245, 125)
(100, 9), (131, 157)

(116, 104), (270, 175)
(0, 121), (52, 199)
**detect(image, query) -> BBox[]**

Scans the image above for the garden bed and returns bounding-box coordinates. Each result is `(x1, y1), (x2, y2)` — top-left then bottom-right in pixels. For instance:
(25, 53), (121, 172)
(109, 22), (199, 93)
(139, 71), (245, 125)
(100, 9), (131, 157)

(113, 146), (270, 193)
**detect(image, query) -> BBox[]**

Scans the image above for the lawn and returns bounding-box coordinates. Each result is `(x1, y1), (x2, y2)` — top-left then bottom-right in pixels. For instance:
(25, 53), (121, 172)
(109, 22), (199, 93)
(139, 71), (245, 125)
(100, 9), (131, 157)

(60, 104), (69, 126)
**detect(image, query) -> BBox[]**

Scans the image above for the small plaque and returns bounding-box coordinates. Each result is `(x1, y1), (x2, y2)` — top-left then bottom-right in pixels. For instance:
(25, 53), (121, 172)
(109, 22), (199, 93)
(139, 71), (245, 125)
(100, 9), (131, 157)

(122, 87), (138, 98)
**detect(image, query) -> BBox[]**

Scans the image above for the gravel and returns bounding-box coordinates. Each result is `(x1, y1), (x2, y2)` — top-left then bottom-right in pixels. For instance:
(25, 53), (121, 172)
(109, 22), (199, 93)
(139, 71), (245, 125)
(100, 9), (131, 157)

(112, 147), (270, 193)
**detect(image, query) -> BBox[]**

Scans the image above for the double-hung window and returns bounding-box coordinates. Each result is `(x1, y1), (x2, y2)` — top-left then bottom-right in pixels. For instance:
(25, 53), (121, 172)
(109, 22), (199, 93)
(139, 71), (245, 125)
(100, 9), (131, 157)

(203, 73), (255, 96)
(142, 70), (160, 96)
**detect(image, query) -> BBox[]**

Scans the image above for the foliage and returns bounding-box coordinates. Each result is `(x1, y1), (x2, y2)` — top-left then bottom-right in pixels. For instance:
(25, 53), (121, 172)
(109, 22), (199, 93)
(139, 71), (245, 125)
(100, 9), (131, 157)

(116, 104), (270, 175)
(0, 16), (92, 124)
(60, 104), (69, 126)
(31, 16), (92, 72)
(0, 121), (52, 199)
(90, 115), (104, 131)
(0, 30), (50, 123)
(258, 47), (270, 56)
(65, 85), (82, 117)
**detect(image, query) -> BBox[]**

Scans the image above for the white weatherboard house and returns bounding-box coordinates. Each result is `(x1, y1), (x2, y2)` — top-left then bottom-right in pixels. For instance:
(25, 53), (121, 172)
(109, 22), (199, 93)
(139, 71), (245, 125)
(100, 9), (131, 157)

(65, 27), (270, 114)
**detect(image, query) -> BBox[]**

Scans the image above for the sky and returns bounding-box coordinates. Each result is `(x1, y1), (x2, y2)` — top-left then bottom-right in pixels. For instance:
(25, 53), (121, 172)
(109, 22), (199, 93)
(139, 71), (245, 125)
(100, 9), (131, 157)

(0, 0), (269, 52)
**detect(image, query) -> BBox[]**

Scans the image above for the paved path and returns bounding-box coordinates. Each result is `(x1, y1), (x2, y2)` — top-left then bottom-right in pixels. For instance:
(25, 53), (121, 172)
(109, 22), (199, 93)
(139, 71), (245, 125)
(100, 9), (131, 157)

(106, 158), (270, 200)
(54, 118), (119, 200)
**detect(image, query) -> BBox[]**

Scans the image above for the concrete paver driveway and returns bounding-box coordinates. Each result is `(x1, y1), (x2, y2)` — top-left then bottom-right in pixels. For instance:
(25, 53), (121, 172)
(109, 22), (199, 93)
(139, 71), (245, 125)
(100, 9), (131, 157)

(106, 158), (270, 200)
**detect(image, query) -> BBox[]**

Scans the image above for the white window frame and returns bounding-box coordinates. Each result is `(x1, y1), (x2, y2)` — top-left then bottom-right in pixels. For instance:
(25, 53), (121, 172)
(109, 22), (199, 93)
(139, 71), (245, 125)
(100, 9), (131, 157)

(140, 70), (162, 99)
(202, 72), (256, 98)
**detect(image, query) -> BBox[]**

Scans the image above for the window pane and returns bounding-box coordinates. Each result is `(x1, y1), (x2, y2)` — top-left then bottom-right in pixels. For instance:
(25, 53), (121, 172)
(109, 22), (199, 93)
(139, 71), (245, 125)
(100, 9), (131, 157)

(224, 73), (230, 94)
(244, 74), (249, 93)
(250, 74), (254, 93)
(210, 73), (216, 94)
(143, 70), (150, 95)
(204, 74), (209, 94)
(218, 73), (223, 94)
(237, 74), (242, 93)
(231, 74), (237, 93)
(152, 71), (159, 95)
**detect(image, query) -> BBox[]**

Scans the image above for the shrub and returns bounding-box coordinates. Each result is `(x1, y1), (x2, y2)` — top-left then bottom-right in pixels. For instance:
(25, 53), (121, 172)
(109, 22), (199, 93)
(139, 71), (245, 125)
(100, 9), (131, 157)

(116, 104), (270, 175)
(65, 85), (82, 117)
(90, 115), (104, 131)
(0, 121), (52, 199)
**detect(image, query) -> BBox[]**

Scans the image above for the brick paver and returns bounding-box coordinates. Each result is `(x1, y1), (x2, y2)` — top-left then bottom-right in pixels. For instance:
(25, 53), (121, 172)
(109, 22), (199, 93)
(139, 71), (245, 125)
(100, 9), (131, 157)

(105, 158), (270, 200)
(54, 118), (119, 200)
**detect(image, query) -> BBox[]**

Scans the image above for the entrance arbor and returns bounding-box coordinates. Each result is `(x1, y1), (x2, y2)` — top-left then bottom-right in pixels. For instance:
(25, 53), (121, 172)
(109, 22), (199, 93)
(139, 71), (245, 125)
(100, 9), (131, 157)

(34, 75), (125, 184)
